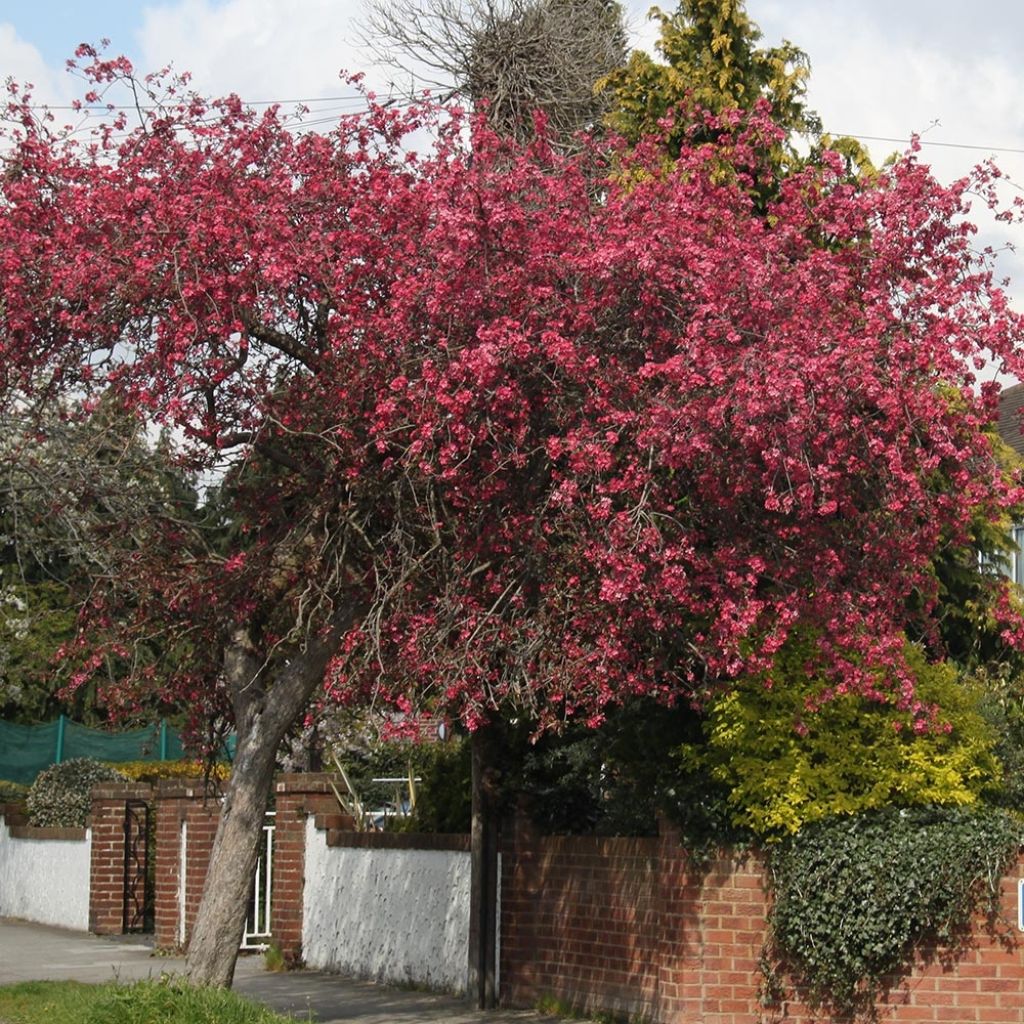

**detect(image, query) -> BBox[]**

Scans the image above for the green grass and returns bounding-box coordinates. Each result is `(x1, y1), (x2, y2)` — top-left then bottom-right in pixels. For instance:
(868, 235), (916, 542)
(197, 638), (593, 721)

(0, 979), (297, 1024)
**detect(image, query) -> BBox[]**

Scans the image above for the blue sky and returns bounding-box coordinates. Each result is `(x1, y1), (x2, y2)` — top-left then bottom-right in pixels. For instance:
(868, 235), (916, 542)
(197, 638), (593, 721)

(1, 0), (147, 66)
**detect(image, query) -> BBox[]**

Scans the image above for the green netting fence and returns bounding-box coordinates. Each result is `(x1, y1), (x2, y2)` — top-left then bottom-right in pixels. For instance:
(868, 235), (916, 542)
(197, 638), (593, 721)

(0, 716), (186, 786)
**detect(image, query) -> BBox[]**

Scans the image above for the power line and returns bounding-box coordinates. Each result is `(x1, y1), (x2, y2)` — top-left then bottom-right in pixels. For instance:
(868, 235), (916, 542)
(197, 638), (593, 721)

(833, 133), (1024, 158)
(33, 94), (371, 110)
(27, 99), (1024, 157)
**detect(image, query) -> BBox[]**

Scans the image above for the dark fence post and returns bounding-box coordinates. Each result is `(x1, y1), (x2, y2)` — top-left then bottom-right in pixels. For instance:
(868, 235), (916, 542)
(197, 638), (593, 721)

(55, 714), (66, 764)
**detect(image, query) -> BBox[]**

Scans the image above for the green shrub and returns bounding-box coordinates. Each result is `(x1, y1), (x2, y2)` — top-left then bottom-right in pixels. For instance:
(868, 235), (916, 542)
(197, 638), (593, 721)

(109, 759), (230, 783)
(0, 779), (28, 805)
(405, 739), (472, 834)
(335, 737), (472, 834)
(767, 805), (1021, 1015)
(27, 758), (126, 827)
(973, 664), (1024, 812)
(685, 640), (1002, 837)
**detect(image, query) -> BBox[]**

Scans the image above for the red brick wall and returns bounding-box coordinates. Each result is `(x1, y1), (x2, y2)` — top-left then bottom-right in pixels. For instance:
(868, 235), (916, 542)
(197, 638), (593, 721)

(501, 812), (662, 1018)
(88, 782), (154, 935)
(500, 815), (1024, 1024)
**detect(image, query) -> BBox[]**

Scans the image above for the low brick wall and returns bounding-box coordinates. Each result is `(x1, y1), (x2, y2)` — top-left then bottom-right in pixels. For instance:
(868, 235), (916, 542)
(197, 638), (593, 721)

(499, 814), (1024, 1024)
(0, 805), (91, 929)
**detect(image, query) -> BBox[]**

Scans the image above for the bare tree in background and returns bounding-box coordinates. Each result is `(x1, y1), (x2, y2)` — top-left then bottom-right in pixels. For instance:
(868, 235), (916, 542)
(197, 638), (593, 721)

(362, 0), (628, 144)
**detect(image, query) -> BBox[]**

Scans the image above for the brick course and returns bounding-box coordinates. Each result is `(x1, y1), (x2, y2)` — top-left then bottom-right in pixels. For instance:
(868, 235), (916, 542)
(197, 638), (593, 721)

(151, 780), (223, 949)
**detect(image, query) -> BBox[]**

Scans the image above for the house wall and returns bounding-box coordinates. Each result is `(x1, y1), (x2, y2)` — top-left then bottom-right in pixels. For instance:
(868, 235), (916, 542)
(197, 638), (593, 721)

(303, 818), (472, 993)
(0, 809), (91, 930)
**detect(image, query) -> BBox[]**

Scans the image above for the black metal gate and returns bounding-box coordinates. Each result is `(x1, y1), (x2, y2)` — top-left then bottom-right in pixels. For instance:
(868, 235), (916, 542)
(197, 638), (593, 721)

(123, 799), (154, 933)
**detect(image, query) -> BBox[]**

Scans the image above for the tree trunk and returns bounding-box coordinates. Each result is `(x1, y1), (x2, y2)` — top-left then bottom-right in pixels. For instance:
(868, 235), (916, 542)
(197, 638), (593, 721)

(185, 618), (349, 987)
(468, 725), (500, 1008)
(184, 702), (279, 987)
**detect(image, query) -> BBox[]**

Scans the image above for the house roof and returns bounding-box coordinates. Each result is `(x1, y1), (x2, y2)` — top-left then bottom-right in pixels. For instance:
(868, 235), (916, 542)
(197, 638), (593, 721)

(998, 383), (1024, 458)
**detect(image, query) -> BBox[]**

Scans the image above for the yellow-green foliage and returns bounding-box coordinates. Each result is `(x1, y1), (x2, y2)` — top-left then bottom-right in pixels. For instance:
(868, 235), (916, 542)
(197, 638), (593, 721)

(601, 0), (816, 151)
(685, 642), (1002, 837)
(599, 0), (874, 178)
(107, 759), (230, 783)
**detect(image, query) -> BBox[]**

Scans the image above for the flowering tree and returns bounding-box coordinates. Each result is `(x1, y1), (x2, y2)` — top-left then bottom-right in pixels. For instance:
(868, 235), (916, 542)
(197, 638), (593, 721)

(2, 50), (1024, 986)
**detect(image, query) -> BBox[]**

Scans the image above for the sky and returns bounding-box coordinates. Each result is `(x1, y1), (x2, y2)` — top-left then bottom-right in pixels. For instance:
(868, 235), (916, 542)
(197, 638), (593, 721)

(3, 0), (1024, 374)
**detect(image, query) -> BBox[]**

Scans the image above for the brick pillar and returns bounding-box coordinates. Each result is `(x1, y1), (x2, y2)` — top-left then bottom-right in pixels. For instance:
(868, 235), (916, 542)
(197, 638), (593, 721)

(270, 772), (343, 964)
(152, 780), (224, 950)
(88, 782), (155, 935)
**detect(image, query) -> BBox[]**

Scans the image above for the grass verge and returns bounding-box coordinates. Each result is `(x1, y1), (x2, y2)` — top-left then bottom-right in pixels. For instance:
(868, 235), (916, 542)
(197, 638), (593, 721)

(0, 978), (296, 1024)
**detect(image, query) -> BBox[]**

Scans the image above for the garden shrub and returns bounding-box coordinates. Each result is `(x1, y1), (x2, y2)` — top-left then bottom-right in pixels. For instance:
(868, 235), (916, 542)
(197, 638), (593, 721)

(405, 738), (472, 833)
(767, 805), (1021, 1015)
(0, 779), (27, 805)
(26, 757), (126, 827)
(973, 664), (1024, 813)
(110, 759), (230, 783)
(684, 639), (1002, 836)
(337, 737), (473, 833)
(510, 700), (712, 838)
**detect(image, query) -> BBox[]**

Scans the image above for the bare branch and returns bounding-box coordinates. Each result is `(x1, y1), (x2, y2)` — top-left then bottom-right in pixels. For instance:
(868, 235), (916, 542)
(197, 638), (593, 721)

(361, 0), (628, 144)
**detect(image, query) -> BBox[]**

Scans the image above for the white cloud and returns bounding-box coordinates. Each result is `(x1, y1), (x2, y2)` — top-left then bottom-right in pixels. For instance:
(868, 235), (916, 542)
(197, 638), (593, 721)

(0, 22), (75, 107)
(134, 0), (389, 102)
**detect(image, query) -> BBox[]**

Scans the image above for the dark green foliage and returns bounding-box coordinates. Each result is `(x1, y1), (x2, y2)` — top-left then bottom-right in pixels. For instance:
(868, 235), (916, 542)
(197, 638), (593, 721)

(341, 738), (472, 833)
(0, 779), (27, 804)
(26, 757), (126, 827)
(406, 739), (472, 833)
(514, 699), (733, 840)
(0, 581), (78, 724)
(767, 806), (1021, 1016)
(973, 665), (1024, 813)
(518, 725), (656, 835)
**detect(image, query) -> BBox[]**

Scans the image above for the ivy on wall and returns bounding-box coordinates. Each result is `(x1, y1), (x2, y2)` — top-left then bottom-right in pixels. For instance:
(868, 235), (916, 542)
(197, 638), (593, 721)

(765, 805), (1021, 1016)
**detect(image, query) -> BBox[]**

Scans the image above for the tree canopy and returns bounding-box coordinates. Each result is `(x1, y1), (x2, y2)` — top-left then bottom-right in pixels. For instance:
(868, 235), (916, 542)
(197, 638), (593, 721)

(3, 46), (1024, 982)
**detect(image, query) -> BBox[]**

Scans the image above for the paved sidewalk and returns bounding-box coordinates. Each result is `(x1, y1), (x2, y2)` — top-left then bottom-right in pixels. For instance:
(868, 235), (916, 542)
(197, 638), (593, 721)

(0, 918), (567, 1024)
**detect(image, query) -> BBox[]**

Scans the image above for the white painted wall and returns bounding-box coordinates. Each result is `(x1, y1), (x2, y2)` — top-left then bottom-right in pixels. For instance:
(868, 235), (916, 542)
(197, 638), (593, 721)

(0, 814), (92, 929)
(302, 817), (470, 993)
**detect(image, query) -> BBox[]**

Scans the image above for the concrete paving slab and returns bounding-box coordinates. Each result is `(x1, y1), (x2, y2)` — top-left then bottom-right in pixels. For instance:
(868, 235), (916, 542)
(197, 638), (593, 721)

(0, 919), (570, 1024)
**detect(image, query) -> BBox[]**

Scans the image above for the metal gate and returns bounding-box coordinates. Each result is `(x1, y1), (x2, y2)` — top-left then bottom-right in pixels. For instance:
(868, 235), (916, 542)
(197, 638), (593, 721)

(241, 811), (275, 950)
(123, 799), (154, 933)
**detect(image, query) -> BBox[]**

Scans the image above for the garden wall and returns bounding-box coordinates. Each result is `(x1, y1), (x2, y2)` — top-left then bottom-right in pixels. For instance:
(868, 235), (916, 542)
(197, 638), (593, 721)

(499, 812), (1024, 1024)
(303, 817), (471, 992)
(6, 771), (1019, 1022)
(0, 806), (91, 930)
